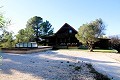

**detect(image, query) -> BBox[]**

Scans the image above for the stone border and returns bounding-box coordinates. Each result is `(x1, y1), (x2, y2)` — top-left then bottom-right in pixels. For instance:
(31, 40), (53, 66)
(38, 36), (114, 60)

(1, 46), (52, 54)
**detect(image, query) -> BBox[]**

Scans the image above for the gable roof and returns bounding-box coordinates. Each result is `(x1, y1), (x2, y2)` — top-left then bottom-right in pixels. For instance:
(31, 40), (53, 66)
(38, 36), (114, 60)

(55, 23), (77, 34)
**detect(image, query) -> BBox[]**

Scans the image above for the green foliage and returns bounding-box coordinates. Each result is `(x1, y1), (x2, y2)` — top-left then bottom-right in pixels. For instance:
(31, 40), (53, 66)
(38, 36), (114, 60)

(1, 31), (14, 48)
(26, 16), (54, 42)
(26, 16), (43, 39)
(15, 27), (35, 43)
(0, 13), (11, 31)
(0, 13), (5, 29)
(75, 18), (106, 51)
(24, 26), (35, 41)
(41, 20), (54, 36)
(15, 29), (25, 43)
(0, 12), (13, 48)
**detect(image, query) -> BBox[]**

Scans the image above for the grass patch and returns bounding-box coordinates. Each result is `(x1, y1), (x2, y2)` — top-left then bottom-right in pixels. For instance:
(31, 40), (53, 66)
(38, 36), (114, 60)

(86, 64), (110, 80)
(93, 49), (117, 53)
(78, 48), (117, 53)
(60, 47), (88, 51)
(60, 47), (117, 53)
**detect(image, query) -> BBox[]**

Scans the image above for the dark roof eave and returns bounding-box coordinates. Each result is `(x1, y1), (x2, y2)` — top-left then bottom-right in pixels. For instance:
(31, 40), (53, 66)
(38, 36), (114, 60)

(55, 23), (78, 35)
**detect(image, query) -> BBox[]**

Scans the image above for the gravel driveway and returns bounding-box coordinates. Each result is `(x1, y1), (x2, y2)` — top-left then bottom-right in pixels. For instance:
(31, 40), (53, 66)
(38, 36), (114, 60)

(0, 50), (120, 80)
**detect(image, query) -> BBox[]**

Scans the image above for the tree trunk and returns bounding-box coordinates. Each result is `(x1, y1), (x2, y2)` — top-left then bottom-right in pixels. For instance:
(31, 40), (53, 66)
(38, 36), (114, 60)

(89, 44), (94, 52)
(90, 47), (93, 52)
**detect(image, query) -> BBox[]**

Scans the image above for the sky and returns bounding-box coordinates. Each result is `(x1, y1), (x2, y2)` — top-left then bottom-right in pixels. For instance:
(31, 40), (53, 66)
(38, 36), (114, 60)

(0, 0), (120, 36)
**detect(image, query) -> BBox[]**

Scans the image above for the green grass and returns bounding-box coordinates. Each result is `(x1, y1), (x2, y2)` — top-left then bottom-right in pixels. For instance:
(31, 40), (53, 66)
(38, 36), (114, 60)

(60, 47), (117, 53)
(79, 49), (117, 53)
(93, 49), (117, 53)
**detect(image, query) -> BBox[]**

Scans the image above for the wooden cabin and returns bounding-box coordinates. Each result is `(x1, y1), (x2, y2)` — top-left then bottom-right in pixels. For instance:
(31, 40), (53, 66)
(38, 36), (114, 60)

(44, 23), (110, 49)
(44, 23), (79, 48)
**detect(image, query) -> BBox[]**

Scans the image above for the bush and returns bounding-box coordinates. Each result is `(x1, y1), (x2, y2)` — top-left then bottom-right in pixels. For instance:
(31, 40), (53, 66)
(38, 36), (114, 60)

(0, 31), (15, 48)
(110, 36), (120, 53)
(1, 41), (14, 48)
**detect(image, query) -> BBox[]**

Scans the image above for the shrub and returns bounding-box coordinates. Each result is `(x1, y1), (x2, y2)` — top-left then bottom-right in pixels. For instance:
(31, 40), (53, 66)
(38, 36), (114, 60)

(110, 36), (120, 53)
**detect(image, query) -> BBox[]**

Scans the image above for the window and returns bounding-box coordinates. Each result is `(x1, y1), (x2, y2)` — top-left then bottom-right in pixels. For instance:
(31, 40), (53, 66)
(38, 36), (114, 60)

(69, 30), (72, 33)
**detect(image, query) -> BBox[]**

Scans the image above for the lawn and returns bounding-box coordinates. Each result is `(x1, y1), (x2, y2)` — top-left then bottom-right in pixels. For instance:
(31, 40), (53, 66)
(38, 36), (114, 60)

(93, 49), (117, 53)
(60, 47), (118, 53)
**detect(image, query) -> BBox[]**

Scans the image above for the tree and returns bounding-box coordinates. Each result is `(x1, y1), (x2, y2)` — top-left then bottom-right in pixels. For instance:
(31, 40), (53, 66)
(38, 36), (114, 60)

(24, 26), (35, 42)
(1, 31), (14, 48)
(110, 36), (120, 53)
(0, 13), (7, 33)
(41, 20), (54, 36)
(26, 16), (54, 43)
(15, 29), (25, 43)
(15, 27), (34, 43)
(75, 18), (106, 51)
(0, 13), (10, 31)
(0, 14), (5, 29)
(26, 16), (43, 43)
(0, 11), (12, 48)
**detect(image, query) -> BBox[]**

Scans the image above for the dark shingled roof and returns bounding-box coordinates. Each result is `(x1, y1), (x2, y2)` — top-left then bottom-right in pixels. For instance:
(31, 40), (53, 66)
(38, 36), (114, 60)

(55, 23), (77, 35)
